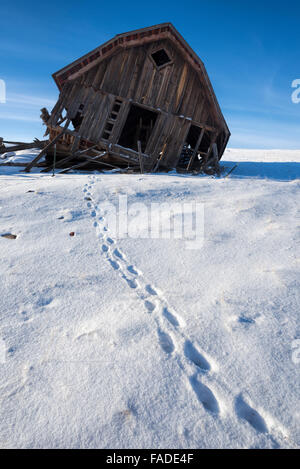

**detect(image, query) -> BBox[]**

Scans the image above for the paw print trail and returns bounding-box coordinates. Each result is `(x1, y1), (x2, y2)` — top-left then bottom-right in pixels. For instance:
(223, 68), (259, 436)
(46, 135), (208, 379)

(82, 175), (293, 447)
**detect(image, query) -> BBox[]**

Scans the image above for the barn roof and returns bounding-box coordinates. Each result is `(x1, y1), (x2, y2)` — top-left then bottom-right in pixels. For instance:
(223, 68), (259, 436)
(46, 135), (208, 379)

(52, 23), (229, 132)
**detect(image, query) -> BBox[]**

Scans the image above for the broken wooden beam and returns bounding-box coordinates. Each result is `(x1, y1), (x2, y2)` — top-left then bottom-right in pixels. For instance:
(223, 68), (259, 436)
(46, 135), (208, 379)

(0, 139), (48, 155)
(58, 152), (107, 174)
(24, 119), (71, 172)
(40, 143), (100, 173)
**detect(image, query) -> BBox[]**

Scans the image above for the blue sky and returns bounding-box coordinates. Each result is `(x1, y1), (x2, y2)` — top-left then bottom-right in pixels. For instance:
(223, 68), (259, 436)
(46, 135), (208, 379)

(0, 0), (299, 148)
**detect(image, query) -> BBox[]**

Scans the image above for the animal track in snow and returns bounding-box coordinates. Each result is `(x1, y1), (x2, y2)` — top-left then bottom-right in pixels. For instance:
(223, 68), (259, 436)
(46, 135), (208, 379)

(113, 248), (124, 260)
(145, 285), (157, 296)
(35, 297), (56, 308)
(162, 306), (185, 328)
(83, 176), (289, 444)
(123, 276), (138, 289)
(145, 300), (156, 312)
(238, 316), (255, 325)
(189, 374), (220, 414)
(235, 394), (268, 434)
(184, 340), (211, 372)
(108, 259), (119, 270)
(85, 179), (205, 370)
(127, 265), (138, 275)
(158, 330), (175, 354)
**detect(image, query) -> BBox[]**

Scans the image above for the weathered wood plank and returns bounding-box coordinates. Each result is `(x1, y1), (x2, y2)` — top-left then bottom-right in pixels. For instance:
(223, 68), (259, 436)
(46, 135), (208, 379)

(58, 151), (106, 173)
(25, 119), (71, 172)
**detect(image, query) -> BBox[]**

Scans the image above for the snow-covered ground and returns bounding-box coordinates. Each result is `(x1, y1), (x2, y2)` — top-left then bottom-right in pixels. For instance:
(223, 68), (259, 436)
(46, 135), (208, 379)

(0, 148), (299, 449)
(0, 148), (43, 164)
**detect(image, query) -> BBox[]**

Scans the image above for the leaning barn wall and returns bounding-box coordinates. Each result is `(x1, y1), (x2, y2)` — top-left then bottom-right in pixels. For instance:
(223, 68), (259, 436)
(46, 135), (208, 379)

(48, 38), (227, 168)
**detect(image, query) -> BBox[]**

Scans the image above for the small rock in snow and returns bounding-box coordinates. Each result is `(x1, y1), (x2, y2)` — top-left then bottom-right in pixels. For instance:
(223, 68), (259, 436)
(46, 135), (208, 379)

(1, 233), (17, 239)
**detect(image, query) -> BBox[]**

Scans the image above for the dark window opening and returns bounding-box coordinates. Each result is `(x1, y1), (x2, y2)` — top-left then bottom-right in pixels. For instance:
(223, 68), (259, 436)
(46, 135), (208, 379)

(177, 144), (194, 170)
(151, 49), (171, 67)
(102, 121), (113, 139)
(177, 126), (202, 170)
(102, 131), (111, 140)
(101, 98), (123, 141)
(198, 130), (212, 153)
(72, 104), (84, 130)
(118, 104), (158, 153)
(185, 125), (202, 149)
(112, 102), (122, 113)
(105, 122), (114, 132)
(177, 125), (213, 170)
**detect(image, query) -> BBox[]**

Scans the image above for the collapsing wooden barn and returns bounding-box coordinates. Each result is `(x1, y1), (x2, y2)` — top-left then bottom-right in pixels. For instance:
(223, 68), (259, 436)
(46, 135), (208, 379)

(26, 23), (230, 173)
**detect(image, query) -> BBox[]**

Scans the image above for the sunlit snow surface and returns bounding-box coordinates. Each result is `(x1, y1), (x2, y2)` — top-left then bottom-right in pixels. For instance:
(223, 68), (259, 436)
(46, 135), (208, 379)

(0, 148), (299, 448)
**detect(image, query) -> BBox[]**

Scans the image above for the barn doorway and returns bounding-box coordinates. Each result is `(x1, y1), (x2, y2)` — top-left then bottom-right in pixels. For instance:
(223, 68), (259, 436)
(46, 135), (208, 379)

(177, 125), (213, 171)
(118, 104), (158, 153)
(177, 125), (203, 170)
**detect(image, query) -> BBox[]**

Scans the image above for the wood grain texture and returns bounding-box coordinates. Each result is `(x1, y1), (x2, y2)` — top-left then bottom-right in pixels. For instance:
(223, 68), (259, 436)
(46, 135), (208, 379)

(47, 35), (230, 170)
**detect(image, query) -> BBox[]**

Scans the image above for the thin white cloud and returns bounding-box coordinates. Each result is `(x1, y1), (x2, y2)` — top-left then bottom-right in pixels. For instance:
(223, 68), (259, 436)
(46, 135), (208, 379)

(0, 113), (40, 123)
(0, 40), (70, 62)
(6, 93), (56, 108)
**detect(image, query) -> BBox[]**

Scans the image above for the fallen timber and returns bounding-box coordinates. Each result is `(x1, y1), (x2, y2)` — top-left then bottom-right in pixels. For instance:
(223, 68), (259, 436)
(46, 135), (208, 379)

(0, 137), (48, 155)
(27, 120), (153, 173)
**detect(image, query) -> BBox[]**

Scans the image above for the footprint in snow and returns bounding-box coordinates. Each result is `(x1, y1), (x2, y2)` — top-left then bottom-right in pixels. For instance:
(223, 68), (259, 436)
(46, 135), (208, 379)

(158, 330), (174, 354)
(109, 259), (119, 270)
(113, 249), (124, 260)
(127, 265), (138, 276)
(124, 277), (137, 289)
(145, 285), (157, 296)
(162, 307), (184, 328)
(35, 297), (54, 308)
(235, 394), (268, 434)
(184, 340), (211, 372)
(145, 300), (155, 312)
(189, 375), (219, 414)
(238, 316), (256, 325)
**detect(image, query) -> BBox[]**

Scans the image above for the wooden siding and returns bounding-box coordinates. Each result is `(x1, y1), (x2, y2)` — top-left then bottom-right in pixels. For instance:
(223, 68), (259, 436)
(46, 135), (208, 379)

(48, 37), (229, 169)
(69, 39), (222, 130)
